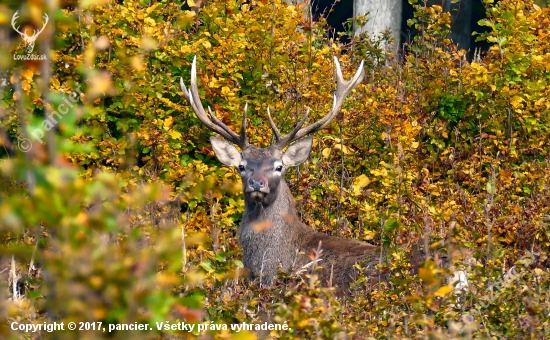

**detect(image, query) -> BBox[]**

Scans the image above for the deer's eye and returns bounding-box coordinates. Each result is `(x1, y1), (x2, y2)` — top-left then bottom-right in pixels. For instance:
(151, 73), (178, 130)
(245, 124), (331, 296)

(275, 165), (283, 172)
(238, 165), (245, 172)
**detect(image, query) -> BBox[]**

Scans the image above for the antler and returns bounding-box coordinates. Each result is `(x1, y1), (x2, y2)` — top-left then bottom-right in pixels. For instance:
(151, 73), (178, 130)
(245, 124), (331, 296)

(11, 11), (24, 36)
(269, 56), (364, 149)
(180, 56), (248, 148)
(11, 11), (49, 38)
(31, 13), (49, 39)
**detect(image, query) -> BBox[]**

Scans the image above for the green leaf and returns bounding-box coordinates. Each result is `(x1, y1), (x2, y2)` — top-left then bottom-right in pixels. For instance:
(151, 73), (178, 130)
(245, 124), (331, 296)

(384, 219), (399, 232)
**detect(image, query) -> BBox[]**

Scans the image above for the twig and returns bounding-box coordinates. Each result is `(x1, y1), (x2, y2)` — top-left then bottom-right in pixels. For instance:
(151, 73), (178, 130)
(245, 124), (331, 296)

(10, 256), (20, 301)
(28, 235), (40, 276)
(182, 208), (189, 272)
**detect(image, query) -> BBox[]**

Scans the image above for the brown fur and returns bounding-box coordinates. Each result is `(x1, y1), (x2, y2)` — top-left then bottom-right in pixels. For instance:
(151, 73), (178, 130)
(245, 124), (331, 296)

(229, 144), (382, 290)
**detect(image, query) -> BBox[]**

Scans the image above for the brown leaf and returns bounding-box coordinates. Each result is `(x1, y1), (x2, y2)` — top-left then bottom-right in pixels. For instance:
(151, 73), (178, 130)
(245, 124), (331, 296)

(173, 304), (204, 322)
(500, 169), (512, 177)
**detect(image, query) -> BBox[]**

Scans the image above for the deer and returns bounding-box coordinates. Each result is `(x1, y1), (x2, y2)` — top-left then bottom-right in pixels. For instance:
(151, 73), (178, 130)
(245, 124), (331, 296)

(179, 56), (383, 290)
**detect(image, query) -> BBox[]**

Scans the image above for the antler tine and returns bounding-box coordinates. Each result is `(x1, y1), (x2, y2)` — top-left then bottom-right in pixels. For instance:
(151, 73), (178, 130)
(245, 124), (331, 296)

(273, 108), (309, 148)
(207, 106), (244, 143)
(33, 13), (49, 37)
(267, 107), (283, 142)
(241, 103), (248, 146)
(274, 57), (364, 149)
(11, 11), (23, 35)
(180, 56), (247, 148)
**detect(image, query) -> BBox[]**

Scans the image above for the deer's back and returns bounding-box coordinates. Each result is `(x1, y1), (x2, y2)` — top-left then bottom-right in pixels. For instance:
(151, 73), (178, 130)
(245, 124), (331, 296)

(301, 232), (381, 288)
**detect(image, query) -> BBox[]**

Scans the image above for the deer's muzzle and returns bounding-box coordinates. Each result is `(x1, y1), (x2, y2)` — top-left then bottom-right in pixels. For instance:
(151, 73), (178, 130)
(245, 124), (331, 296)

(246, 177), (269, 202)
(249, 191), (265, 202)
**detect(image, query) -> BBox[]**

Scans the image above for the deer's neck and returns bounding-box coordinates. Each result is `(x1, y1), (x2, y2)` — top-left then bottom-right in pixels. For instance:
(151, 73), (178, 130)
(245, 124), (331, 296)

(243, 181), (297, 221)
(239, 181), (310, 283)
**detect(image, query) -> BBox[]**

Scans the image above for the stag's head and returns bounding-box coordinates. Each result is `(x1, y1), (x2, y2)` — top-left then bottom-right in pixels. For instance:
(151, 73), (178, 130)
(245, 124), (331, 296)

(209, 135), (314, 205)
(180, 56), (364, 206)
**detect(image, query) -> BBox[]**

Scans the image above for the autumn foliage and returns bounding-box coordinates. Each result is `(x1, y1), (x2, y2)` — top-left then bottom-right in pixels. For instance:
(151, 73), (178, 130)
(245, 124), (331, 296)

(1, 0), (549, 338)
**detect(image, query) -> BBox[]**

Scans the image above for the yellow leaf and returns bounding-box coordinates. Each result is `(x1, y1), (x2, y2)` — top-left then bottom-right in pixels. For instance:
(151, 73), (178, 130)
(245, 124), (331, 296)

(140, 36), (158, 51)
(21, 69), (34, 81)
(410, 141), (419, 149)
(187, 0), (197, 7)
(169, 130), (182, 139)
(212, 190), (223, 200)
(297, 319), (309, 328)
(93, 308), (107, 320)
(364, 230), (376, 241)
(208, 77), (220, 88)
(156, 272), (179, 286)
(322, 148), (331, 158)
(21, 69), (34, 92)
(75, 212), (88, 225)
(418, 267), (437, 284)
(352, 174), (370, 196)
(131, 56), (145, 71)
(21, 79), (32, 92)
(333, 143), (352, 154)
(164, 117), (174, 128)
(510, 95), (524, 109)
(434, 285), (453, 297)
(323, 136), (341, 143)
(178, 11), (196, 28)
(51, 78), (60, 90)
(0, 12), (8, 25)
(328, 183), (339, 192)
(534, 268), (544, 276)
(221, 86), (232, 96)
(80, 0), (109, 8)
(87, 71), (115, 98)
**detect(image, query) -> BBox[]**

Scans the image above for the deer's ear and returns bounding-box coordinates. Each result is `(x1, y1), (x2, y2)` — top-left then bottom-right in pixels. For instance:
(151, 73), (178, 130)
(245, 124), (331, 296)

(282, 136), (313, 167)
(210, 136), (242, 167)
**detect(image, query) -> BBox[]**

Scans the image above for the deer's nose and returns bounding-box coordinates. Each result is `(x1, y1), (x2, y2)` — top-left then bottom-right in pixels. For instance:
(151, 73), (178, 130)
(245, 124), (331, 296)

(248, 177), (266, 191)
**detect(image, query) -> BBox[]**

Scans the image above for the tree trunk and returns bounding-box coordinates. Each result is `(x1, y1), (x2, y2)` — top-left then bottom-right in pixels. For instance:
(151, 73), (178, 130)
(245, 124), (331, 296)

(354, 0), (402, 54)
(444, 0), (473, 52)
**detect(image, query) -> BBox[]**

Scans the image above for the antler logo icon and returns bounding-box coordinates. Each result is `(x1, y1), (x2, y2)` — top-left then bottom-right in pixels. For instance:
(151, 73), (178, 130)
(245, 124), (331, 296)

(11, 11), (49, 54)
